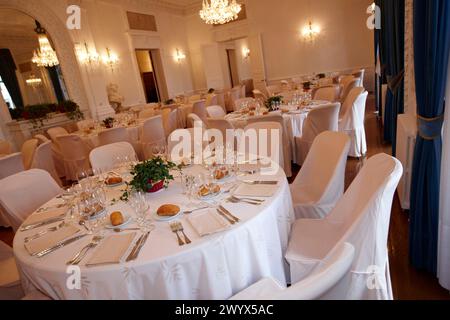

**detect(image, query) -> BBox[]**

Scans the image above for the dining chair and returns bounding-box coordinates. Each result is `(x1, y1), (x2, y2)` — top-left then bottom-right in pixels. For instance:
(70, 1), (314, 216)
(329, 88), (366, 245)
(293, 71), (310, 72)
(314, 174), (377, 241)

(0, 241), (24, 300)
(47, 127), (69, 143)
(34, 134), (50, 145)
(291, 131), (349, 219)
(34, 134), (65, 179)
(0, 153), (24, 180)
(162, 109), (179, 138)
(214, 91), (226, 112)
(90, 142), (137, 171)
(338, 87), (368, 157)
(313, 86), (340, 102)
(31, 141), (63, 186)
(230, 242), (354, 300)
(227, 88), (241, 112)
(205, 94), (218, 107)
(206, 118), (235, 141)
(98, 127), (129, 146)
(295, 103), (341, 165)
(55, 134), (91, 181)
(141, 115), (166, 159)
(352, 69), (365, 86)
(340, 78), (360, 103)
(139, 108), (155, 119)
(239, 84), (246, 98)
(247, 113), (292, 177)
(167, 128), (208, 162)
(0, 140), (12, 155)
(266, 84), (280, 97)
(0, 169), (62, 232)
(233, 97), (255, 111)
(192, 99), (208, 121)
(240, 122), (284, 170)
(206, 105), (226, 118)
(20, 139), (39, 170)
(286, 153), (402, 299)
(189, 94), (202, 103)
(187, 113), (207, 130)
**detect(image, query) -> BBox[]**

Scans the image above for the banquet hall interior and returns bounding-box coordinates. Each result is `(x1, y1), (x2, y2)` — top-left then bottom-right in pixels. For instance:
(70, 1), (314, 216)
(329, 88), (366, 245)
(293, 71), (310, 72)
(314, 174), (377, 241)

(1, 0), (450, 301)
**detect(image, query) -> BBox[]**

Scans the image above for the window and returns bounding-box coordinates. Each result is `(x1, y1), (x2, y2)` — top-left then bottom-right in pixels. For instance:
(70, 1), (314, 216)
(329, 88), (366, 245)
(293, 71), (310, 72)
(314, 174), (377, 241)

(0, 76), (15, 109)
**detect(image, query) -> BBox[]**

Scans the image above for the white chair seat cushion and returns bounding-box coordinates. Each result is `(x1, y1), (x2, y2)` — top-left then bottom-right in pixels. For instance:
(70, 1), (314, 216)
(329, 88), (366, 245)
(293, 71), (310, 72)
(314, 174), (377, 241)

(290, 185), (333, 219)
(230, 277), (284, 300)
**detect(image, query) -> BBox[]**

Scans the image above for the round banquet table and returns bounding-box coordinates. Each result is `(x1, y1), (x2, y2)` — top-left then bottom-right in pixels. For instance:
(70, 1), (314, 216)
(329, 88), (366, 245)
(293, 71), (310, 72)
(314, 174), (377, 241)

(13, 164), (295, 300)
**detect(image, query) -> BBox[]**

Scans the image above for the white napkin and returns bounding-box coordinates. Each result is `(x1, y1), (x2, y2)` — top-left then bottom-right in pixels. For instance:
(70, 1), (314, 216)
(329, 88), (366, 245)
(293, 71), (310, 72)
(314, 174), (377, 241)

(25, 207), (67, 226)
(233, 184), (278, 198)
(86, 233), (137, 266)
(187, 210), (229, 236)
(25, 225), (80, 255)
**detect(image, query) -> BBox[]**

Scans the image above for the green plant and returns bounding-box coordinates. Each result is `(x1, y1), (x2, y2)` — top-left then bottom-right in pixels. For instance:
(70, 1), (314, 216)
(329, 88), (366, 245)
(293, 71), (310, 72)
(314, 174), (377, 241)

(60, 100), (84, 121)
(103, 117), (115, 128)
(121, 157), (178, 201)
(22, 103), (56, 128)
(265, 95), (283, 111)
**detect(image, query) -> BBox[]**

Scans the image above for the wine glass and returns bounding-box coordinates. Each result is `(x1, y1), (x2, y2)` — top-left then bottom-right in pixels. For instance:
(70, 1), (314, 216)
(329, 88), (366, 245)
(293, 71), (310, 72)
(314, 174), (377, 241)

(152, 145), (161, 158)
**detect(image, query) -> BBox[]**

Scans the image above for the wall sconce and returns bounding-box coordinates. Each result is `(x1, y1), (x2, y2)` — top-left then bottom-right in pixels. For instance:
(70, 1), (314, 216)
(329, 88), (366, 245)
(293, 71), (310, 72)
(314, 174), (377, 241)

(174, 49), (186, 63)
(76, 42), (99, 65)
(102, 47), (119, 71)
(242, 47), (250, 59)
(301, 21), (321, 42)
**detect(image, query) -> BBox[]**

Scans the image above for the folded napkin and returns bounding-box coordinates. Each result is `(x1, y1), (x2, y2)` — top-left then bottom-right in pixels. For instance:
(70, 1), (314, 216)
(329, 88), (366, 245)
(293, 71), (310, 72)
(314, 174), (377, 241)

(238, 162), (272, 173)
(25, 225), (80, 256)
(234, 184), (278, 198)
(187, 210), (229, 237)
(86, 233), (137, 266)
(24, 207), (68, 226)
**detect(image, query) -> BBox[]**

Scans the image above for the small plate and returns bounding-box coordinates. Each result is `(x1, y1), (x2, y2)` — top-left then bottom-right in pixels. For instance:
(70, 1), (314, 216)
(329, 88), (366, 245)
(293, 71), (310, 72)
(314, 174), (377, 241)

(105, 181), (125, 188)
(198, 190), (222, 200)
(104, 212), (132, 229)
(152, 209), (183, 222)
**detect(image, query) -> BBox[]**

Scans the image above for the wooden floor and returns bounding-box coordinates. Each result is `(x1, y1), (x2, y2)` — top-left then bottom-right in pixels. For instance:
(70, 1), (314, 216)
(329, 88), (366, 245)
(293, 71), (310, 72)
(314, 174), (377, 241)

(1, 96), (449, 299)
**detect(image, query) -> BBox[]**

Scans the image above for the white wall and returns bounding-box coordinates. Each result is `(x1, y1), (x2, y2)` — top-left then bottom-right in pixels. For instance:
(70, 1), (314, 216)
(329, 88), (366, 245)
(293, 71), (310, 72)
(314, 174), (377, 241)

(186, 0), (374, 90)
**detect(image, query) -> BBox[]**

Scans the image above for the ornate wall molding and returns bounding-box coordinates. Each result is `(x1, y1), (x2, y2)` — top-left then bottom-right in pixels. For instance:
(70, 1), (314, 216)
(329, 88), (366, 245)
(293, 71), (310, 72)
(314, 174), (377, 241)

(0, 0), (89, 113)
(404, 0), (416, 116)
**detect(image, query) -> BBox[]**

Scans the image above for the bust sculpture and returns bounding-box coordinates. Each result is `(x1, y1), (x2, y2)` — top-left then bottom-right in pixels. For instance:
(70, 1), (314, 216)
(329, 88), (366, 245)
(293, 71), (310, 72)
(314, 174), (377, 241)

(107, 83), (124, 113)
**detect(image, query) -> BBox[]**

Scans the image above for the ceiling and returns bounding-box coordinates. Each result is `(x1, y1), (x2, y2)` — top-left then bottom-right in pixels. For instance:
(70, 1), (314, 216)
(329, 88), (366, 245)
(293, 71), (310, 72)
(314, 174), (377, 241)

(0, 8), (42, 65)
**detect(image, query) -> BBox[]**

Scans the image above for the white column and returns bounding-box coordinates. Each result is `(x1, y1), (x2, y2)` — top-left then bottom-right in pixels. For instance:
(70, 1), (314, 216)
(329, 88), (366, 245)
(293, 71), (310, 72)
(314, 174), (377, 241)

(438, 52), (450, 292)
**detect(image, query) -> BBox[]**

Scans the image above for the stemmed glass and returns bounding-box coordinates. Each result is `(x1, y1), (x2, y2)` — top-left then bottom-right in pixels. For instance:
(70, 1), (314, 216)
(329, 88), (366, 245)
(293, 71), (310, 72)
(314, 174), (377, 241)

(130, 191), (149, 227)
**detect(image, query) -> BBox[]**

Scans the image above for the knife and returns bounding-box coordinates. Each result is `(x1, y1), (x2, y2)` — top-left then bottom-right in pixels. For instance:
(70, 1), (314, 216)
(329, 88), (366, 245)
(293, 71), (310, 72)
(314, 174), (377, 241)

(128, 231), (150, 261)
(243, 180), (278, 185)
(126, 234), (144, 262)
(218, 206), (240, 223)
(34, 234), (87, 258)
(20, 216), (66, 232)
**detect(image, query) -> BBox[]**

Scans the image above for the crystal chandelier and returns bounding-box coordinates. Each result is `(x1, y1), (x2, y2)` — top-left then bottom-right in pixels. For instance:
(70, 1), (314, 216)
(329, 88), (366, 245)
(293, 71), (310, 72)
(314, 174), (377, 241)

(32, 23), (59, 67)
(199, 0), (242, 25)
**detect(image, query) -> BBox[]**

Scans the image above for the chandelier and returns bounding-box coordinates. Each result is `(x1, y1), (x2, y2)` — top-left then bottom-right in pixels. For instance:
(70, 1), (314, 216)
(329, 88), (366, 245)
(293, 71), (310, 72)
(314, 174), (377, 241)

(199, 0), (242, 25)
(32, 23), (59, 67)
(25, 74), (42, 87)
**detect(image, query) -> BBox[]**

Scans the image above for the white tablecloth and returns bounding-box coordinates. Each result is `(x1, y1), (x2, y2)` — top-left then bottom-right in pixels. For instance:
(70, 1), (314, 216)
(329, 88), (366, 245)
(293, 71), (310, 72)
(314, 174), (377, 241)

(13, 165), (295, 300)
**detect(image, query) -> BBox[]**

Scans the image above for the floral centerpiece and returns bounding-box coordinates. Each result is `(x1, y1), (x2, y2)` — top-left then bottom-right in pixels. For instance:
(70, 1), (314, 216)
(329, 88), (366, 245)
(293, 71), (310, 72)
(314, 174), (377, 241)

(302, 81), (312, 91)
(265, 95), (283, 111)
(102, 117), (115, 129)
(121, 157), (178, 200)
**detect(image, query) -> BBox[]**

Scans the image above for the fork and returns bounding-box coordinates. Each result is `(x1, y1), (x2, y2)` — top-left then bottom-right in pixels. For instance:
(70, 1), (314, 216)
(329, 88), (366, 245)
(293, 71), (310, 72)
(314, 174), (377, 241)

(175, 222), (191, 244)
(24, 222), (66, 243)
(230, 195), (264, 203)
(66, 236), (103, 265)
(227, 196), (262, 205)
(170, 223), (185, 246)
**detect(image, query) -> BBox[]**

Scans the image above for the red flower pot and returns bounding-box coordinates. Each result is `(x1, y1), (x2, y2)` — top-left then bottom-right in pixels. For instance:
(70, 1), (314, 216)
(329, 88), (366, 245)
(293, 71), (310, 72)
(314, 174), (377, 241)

(147, 180), (164, 193)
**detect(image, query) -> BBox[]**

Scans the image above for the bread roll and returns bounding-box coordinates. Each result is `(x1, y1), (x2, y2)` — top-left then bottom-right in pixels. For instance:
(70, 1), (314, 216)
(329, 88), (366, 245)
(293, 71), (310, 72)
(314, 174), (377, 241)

(157, 204), (180, 217)
(110, 211), (124, 226)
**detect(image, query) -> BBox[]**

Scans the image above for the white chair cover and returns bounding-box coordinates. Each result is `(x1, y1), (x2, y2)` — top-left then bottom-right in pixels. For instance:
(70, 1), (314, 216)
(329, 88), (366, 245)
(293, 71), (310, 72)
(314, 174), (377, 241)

(0, 169), (62, 232)
(141, 115), (166, 159)
(206, 105), (226, 118)
(266, 84), (280, 97)
(21, 139), (38, 170)
(98, 127), (129, 146)
(353, 69), (365, 86)
(230, 243), (354, 300)
(340, 78), (360, 103)
(192, 100), (207, 121)
(227, 88), (241, 112)
(241, 122), (284, 170)
(339, 88), (368, 157)
(43, 130), (66, 178)
(90, 142), (137, 171)
(0, 153), (24, 179)
(76, 119), (94, 131)
(31, 141), (62, 186)
(0, 241), (24, 300)
(189, 94), (201, 103)
(247, 113), (292, 177)
(206, 118), (235, 139)
(295, 103), (341, 165)
(47, 127), (68, 143)
(215, 92), (226, 111)
(168, 128), (203, 161)
(56, 134), (91, 181)
(313, 86), (340, 102)
(205, 94), (218, 107)
(291, 131), (350, 219)
(285, 154), (403, 299)
(0, 140), (12, 155)
(187, 113), (207, 130)
(34, 134), (49, 145)
(139, 108), (155, 119)
(162, 109), (179, 138)
(233, 97), (256, 111)
(240, 84), (246, 98)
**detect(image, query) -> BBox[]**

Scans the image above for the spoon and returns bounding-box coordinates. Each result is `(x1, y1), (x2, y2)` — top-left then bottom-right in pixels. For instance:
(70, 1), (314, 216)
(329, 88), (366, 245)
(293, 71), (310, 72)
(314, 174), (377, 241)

(113, 227), (141, 233)
(79, 219), (89, 231)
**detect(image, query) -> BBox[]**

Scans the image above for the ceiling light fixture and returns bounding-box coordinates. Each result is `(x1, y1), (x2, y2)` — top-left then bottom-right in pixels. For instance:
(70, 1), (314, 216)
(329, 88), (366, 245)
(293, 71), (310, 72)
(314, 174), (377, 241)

(200, 0), (242, 25)
(31, 22), (59, 68)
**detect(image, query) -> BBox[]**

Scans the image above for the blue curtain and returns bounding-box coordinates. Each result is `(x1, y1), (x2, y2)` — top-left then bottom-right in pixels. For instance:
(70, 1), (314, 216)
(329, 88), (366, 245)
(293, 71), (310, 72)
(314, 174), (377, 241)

(379, 0), (404, 156)
(409, 0), (450, 274)
(0, 48), (24, 108)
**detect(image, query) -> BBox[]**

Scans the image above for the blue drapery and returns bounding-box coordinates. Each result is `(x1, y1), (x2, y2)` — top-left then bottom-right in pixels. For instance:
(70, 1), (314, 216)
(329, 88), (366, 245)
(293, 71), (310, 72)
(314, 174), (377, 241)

(409, 0), (450, 274)
(379, 0), (404, 156)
